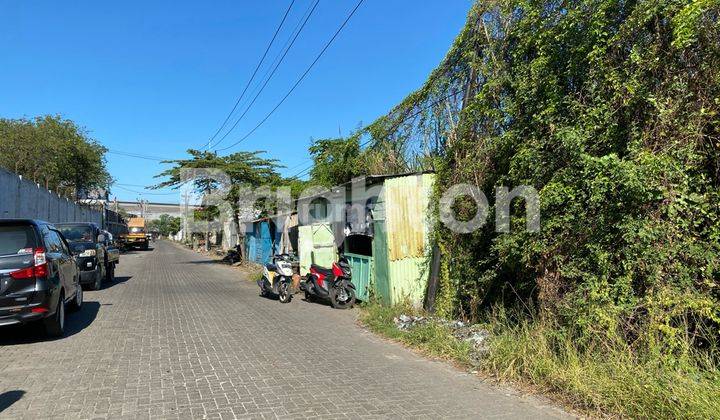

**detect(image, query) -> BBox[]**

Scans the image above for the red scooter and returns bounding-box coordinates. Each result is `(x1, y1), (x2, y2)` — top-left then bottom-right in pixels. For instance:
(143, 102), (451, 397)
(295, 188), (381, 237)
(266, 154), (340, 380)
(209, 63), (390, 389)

(301, 257), (356, 309)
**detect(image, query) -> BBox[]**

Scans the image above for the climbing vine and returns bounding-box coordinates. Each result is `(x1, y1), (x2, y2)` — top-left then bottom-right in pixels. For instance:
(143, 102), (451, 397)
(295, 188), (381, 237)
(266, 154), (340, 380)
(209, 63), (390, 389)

(364, 0), (720, 358)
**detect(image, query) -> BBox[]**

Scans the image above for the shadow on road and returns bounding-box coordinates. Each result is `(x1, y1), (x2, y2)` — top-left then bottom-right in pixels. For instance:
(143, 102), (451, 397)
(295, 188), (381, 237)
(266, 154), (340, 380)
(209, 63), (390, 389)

(101, 276), (132, 290)
(302, 295), (334, 308)
(0, 390), (25, 413)
(121, 246), (154, 254)
(0, 301), (100, 346)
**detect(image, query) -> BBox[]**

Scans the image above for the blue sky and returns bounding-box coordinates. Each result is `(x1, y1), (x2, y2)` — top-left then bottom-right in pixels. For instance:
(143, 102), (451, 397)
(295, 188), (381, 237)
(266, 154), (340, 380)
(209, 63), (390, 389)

(1, 1), (472, 203)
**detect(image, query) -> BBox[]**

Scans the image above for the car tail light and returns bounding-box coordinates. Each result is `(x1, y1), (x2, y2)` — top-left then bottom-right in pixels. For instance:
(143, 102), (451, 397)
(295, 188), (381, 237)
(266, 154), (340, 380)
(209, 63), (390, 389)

(8, 248), (48, 280)
(33, 248), (48, 278)
(10, 267), (34, 280)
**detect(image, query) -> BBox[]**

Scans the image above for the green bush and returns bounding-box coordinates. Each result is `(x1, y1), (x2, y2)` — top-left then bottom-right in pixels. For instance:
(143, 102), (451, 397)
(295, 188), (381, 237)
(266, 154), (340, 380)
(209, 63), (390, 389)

(398, 0), (720, 357)
(353, 0), (720, 416)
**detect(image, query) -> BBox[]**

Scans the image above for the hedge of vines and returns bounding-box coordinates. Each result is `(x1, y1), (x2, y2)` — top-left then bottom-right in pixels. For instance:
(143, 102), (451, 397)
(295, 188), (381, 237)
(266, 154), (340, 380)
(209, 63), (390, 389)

(366, 0), (720, 357)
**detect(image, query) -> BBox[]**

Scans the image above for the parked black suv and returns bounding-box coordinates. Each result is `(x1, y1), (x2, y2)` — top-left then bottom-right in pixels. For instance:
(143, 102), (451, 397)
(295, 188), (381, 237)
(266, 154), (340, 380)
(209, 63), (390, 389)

(0, 219), (83, 337)
(55, 222), (115, 290)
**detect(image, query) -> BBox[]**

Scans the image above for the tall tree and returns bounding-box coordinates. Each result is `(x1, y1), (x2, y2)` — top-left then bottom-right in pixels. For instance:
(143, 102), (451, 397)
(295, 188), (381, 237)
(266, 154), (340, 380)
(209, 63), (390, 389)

(147, 214), (182, 237)
(0, 115), (111, 197)
(154, 149), (281, 254)
(308, 135), (362, 186)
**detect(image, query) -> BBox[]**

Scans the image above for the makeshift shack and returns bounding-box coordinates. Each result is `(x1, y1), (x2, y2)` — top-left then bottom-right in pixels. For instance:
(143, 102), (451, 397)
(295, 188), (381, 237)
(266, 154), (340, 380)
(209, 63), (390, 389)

(295, 172), (435, 306)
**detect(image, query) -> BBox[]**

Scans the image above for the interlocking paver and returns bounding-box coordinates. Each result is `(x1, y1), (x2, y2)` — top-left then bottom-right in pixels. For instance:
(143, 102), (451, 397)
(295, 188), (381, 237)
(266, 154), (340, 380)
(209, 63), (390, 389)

(0, 241), (570, 419)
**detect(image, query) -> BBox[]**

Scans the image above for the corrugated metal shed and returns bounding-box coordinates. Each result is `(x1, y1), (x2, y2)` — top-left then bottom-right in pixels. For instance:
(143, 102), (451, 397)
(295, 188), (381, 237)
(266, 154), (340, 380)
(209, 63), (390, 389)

(385, 174), (432, 260)
(374, 173), (435, 306)
(292, 172), (435, 307)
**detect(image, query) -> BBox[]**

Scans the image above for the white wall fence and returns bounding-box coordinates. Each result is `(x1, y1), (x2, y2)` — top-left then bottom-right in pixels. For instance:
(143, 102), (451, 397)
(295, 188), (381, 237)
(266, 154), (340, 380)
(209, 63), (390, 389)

(0, 167), (103, 224)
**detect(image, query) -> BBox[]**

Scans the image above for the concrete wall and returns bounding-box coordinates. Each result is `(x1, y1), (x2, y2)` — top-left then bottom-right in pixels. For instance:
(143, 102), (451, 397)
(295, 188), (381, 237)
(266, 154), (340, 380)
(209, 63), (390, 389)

(0, 168), (103, 224)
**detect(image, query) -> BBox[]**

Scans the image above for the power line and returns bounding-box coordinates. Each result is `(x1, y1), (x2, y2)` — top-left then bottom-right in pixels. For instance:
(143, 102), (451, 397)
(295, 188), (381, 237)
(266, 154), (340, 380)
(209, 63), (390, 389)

(203, 0), (297, 150)
(216, 0), (366, 152)
(115, 183), (153, 188)
(285, 89), (464, 179)
(242, 0), (319, 114)
(107, 89), (462, 167)
(210, 0), (320, 150)
(107, 150), (169, 161)
(113, 184), (179, 196)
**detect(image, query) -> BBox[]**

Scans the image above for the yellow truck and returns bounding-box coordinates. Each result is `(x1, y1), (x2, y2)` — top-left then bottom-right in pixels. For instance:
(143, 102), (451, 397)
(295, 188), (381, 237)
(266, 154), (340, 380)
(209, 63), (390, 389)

(121, 217), (149, 250)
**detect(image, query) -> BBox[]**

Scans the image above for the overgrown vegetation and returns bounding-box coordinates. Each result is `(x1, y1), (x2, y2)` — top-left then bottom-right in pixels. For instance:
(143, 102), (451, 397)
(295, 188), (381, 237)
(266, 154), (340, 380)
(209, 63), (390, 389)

(361, 303), (473, 365)
(351, 0), (720, 417)
(358, 0), (720, 362)
(362, 303), (720, 418)
(0, 115), (111, 197)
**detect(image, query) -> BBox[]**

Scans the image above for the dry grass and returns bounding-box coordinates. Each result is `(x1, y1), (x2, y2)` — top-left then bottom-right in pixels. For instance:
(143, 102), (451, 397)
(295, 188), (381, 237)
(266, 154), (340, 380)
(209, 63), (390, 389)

(360, 303), (720, 419)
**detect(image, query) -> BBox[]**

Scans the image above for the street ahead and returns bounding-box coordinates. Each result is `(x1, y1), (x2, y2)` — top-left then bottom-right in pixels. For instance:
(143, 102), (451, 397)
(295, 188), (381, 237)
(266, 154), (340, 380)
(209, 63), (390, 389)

(0, 241), (568, 419)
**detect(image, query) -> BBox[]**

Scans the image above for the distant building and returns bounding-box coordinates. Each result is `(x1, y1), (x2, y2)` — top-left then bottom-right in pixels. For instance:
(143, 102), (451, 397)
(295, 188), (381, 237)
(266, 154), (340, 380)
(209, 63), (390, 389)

(115, 200), (200, 221)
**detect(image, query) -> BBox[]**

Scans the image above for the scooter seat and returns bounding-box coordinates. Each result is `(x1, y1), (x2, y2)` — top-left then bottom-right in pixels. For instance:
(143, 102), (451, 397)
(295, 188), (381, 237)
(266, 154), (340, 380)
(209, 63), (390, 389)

(265, 263), (277, 271)
(310, 264), (334, 276)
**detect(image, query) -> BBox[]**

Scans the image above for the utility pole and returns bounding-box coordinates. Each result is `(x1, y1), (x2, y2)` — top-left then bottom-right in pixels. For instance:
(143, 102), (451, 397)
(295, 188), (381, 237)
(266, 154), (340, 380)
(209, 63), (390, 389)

(205, 184), (211, 252)
(182, 191), (190, 243)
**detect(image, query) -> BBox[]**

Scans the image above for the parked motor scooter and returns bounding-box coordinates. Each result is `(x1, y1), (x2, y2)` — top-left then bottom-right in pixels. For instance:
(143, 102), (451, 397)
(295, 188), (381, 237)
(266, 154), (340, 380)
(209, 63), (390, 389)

(258, 254), (295, 303)
(301, 257), (356, 309)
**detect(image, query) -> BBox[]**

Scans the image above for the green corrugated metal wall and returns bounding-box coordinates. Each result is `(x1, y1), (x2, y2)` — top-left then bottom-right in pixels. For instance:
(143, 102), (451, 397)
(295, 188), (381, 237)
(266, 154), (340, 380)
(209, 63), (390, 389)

(382, 173), (435, 306)
(345, 253), (372, 301)
(295, 173), (434, 307)
(372, 221), (391, 305)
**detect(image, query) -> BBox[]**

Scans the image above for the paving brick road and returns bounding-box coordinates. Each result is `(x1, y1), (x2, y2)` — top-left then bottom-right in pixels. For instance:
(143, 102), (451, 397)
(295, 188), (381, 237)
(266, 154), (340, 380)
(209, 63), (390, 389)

(0, 241), (570, 419)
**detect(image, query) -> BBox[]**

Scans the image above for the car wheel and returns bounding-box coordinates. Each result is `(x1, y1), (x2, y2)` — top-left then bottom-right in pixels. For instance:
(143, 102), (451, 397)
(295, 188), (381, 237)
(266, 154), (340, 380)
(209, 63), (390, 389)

(44, 292), (65, 337)
(68, 284), (83, 312)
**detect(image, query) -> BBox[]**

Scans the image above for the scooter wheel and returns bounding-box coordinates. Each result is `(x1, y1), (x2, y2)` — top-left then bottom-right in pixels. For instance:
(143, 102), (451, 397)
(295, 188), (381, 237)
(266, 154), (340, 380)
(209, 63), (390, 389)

(279, 283), (292, 303)
(330, 286), (356, 310)
(304, 291), (314, 302)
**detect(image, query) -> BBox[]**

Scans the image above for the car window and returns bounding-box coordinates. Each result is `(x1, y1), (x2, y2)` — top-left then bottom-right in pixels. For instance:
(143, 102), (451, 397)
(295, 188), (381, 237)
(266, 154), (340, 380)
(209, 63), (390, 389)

(44, 229), (66, 253)
(56, 225), (95, 242)
(0, 225), (37, 256)
(53, 230), (72, 255)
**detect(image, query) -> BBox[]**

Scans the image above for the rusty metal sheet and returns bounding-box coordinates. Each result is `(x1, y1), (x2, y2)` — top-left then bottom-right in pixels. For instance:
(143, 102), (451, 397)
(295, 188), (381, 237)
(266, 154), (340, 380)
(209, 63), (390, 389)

(384, 174), (434, 261)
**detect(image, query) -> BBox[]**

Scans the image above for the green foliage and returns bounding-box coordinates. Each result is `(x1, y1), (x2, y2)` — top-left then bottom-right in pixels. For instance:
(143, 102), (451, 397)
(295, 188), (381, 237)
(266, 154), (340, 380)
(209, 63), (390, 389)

(367, 0), (720, 359)
(0, 115), (111, 197)
(308, 135), (362, 186)
(147, 214), (182, 236)
(154, 149), (282, 221)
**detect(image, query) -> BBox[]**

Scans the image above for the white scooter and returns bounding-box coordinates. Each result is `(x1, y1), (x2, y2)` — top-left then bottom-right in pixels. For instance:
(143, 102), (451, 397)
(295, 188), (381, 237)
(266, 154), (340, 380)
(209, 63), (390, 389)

(257, 254), (294, 303)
